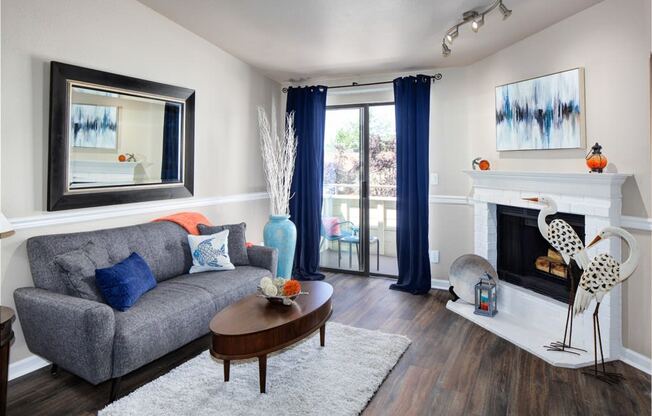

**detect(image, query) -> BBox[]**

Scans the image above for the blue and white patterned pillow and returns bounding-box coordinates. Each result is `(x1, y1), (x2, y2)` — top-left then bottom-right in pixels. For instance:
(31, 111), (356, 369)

(188, 230), (235, 273)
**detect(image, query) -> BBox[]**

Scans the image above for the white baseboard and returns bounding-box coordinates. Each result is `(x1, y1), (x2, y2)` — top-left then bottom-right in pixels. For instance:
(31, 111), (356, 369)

(620, 347), (652, 375)
(8, 354), (50, 381)
(431, 278), (449, 290)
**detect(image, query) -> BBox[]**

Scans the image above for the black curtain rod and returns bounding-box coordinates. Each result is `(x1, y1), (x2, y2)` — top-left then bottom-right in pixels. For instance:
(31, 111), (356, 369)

(281, 73), (442, 93)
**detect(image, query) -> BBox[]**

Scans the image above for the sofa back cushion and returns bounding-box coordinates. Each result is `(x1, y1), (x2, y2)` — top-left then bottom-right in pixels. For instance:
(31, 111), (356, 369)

(53, 241), (111, 302)
(27, 221), (192, 294)
(198, 222), (250, 266)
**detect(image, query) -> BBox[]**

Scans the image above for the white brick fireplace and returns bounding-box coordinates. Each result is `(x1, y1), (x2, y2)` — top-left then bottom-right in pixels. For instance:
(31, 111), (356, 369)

(447, 170), (631, 368)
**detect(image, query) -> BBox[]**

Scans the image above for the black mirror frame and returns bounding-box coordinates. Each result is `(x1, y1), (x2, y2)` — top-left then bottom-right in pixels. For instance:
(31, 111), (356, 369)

(48, 61), (195, 211)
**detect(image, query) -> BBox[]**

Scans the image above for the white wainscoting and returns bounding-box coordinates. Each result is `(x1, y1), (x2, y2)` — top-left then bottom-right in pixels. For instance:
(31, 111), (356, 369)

(8, 192), (270, 229)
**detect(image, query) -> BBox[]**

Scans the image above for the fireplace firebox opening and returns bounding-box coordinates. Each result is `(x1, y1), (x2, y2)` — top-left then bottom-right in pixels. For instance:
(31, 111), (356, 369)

(496, 205), (584, 303)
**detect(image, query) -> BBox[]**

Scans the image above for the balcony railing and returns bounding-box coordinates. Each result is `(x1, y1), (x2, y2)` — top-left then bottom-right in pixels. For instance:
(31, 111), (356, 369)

(322, 183), (397, 257)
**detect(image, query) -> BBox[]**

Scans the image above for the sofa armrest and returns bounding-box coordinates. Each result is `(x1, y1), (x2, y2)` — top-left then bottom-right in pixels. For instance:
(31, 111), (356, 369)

(247, 245), (278, 278)
(13, 287), (115, 385)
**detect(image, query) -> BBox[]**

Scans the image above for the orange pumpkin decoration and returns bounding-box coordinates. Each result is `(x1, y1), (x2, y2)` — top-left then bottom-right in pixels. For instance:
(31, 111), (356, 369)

(472, 157), (490, 171)
(586, 143), (607, 173)
(118, 154), (127, 162)
(283, 280), (301, 296)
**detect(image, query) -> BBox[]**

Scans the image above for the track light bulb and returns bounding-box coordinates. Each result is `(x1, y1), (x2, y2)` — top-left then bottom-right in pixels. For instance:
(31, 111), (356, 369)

(499, 3), (512, 19)
(472, 16), (484, 32)
(442, 43), (451, 57)
(446, 28), (458, 44)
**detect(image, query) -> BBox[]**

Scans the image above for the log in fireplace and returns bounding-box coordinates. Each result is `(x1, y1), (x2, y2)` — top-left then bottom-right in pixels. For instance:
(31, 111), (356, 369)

(496, 205), (584, 303)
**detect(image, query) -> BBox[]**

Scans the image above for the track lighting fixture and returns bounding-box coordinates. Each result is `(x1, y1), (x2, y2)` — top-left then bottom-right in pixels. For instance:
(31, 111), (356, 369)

(471, 15), (484, 33)
(442, 43), (451, 56)
(446, 26), (459, 43)
(441, 0), (512, 56)
(499, 3), (512, 19)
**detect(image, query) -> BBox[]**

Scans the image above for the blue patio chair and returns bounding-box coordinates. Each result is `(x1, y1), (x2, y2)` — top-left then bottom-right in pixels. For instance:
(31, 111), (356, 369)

(340, 225), (380, 271)
(321, 218), (354, 267)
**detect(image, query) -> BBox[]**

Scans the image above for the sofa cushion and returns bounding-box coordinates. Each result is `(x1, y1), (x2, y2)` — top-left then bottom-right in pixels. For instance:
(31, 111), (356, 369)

(167, 266), (268, 309)
(95, 253), (157, 311)
(27, 222), (193, 294)
(53, 242), (111, 302)
(198, 223), (250, 266)
(112, 281), (216, 377)
(188, 231), (235, 273)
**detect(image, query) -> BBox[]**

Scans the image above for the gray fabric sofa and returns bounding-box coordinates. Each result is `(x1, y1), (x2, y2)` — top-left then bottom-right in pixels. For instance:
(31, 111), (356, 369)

(14, 221), (277, 392)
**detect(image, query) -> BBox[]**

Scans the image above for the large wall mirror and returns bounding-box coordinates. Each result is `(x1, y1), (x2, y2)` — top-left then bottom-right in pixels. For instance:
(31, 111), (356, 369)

(48, 62), (195, 211)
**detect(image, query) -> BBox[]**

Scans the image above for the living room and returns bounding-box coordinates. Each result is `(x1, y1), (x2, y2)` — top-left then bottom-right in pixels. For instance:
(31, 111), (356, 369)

(0, 0), (651, 415)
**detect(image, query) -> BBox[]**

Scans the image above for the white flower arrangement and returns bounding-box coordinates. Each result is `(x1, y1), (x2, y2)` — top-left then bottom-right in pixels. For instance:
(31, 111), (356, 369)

(258, 276), (305, 305)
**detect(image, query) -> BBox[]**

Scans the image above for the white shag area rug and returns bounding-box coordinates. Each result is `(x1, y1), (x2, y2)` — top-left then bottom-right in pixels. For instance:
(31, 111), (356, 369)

(100, 322), (410, 416)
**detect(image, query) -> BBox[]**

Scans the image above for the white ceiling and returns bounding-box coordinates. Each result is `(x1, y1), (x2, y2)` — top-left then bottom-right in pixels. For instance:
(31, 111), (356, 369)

(138, 0), (603, 83)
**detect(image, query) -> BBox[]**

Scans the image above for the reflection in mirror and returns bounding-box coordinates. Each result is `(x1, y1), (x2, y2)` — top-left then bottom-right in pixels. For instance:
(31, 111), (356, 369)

(68, 85), (183, 190)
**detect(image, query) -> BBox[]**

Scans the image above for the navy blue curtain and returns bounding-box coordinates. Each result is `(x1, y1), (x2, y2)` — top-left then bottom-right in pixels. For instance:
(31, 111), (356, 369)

(161, 103), (181, 181)
(287, 86), (328, 281)
(390, 75), (432, 294)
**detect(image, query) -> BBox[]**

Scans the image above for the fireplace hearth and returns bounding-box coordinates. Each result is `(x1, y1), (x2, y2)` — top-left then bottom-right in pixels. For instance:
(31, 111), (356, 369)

(496, 205), (584, 303)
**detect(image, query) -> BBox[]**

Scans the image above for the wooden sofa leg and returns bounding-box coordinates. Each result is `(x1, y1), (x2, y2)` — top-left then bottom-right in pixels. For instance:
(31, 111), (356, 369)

(109, 377), (122, 403)
(50, 364), (59, 377)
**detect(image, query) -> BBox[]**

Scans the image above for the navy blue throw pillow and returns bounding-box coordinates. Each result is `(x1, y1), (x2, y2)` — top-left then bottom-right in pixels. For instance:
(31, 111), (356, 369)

(95, 252), (157, 311)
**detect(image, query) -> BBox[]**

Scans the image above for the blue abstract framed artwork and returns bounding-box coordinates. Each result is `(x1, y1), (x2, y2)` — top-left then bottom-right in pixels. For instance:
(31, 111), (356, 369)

(70, 103), (118, 149)
(495, 68), (585, 151)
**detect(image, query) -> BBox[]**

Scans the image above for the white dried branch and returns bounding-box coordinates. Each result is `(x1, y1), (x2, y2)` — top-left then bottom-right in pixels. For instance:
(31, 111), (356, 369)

(257, 107), (297, 216)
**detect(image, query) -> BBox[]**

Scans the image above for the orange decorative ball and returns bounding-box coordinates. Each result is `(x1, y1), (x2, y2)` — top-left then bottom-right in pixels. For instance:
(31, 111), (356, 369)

(118, 154), (127, 162)
(283, 280), (301, 296)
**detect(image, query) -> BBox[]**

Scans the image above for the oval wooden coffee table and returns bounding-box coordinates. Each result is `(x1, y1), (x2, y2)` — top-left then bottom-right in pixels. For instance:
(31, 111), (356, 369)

(209, 281), (333, 393)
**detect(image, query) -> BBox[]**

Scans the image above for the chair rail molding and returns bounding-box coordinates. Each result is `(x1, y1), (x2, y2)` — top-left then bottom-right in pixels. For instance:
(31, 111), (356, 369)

(429, 194), (652, 232)
(428, 194), (471, 205)
(9, 192), (270, 230)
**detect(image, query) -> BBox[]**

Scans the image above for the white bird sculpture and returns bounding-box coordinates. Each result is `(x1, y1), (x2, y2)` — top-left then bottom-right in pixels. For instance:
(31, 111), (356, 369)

(523, 196), (589, 353)
(573, 226), (639, 383)
(524, 196), (590, 268)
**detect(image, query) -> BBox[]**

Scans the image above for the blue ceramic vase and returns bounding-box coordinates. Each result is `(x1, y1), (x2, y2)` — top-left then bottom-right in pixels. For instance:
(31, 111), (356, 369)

(263, 214), (297, 278)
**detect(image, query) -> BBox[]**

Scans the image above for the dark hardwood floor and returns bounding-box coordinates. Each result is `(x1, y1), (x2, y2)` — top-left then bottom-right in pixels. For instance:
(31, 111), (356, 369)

(7, 273), (651, 415)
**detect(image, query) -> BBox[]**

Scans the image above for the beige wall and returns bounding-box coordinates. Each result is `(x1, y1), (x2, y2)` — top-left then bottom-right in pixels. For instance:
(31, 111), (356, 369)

(1, 0), (280, 363)
(464, 0), (651, 358)
(323, 69), (475, 278)
(316, 0), (652, 357)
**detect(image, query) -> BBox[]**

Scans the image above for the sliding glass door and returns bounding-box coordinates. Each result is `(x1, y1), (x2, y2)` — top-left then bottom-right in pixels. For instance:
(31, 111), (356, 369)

(319, 103), (397, 277)
(321, 106), (363, 272)
(367, 105), (398, 276)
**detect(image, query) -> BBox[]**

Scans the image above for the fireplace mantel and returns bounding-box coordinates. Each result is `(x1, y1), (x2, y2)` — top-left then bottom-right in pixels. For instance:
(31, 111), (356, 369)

(448, 170), (631, 368)
(464, 170), (630, 199)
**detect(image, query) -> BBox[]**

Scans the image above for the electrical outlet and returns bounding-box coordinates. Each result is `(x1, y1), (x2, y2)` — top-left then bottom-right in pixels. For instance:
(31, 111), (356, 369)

(429, 250), (440, 264)
(430, 172), (439, 185)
